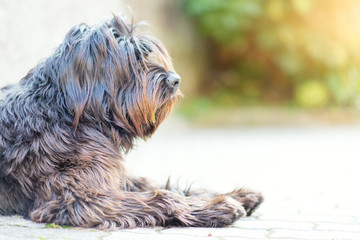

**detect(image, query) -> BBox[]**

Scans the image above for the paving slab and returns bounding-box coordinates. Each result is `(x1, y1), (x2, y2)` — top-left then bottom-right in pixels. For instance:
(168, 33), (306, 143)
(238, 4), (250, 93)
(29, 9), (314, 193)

(1, 122), (360, 239)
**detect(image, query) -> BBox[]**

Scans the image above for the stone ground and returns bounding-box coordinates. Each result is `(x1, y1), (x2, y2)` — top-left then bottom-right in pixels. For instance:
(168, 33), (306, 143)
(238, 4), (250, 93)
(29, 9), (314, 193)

(0, 118), (360, 239)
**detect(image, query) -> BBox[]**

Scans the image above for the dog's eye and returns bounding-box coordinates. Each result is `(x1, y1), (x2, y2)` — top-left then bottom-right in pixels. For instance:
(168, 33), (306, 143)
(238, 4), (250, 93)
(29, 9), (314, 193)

(135, 42), (153, 61)
(110, 28), (121, 39)
(140, 42), (152, 56)
(113, 32), (120, 39)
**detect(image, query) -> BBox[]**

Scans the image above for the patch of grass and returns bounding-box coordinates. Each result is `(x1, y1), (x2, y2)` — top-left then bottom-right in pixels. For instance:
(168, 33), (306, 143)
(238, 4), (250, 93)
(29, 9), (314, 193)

(177, 97), (360, 126)
(45, 223), (72, 229)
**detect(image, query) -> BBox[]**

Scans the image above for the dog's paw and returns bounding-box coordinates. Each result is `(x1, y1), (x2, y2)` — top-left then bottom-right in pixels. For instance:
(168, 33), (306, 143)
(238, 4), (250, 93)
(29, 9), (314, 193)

(227, 189), (264, 216)
(190, 196), (246, 227)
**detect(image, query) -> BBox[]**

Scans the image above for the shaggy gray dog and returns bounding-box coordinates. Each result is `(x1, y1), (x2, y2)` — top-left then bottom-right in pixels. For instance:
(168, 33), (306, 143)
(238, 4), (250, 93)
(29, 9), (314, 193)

(0, 15), (263, 229)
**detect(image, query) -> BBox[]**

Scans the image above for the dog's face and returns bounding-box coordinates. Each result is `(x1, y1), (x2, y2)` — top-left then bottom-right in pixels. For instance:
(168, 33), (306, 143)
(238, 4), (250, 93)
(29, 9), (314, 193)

(52, 16), (181, 140)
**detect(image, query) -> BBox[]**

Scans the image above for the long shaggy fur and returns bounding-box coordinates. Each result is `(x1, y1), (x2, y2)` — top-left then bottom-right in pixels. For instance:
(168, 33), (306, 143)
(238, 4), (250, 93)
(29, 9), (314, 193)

(0, 15), (263, 229)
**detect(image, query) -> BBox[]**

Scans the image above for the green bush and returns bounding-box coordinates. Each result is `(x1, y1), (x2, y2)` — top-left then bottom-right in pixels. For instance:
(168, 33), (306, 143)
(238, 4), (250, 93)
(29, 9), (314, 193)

(183, 0), (360, 108)
(295, 80), (329, 108)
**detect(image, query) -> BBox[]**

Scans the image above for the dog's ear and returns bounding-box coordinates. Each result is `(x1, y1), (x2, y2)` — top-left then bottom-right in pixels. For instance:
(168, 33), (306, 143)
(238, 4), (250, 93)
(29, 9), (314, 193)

(56, 24), (116, 130)
(55, 24), (88, 130)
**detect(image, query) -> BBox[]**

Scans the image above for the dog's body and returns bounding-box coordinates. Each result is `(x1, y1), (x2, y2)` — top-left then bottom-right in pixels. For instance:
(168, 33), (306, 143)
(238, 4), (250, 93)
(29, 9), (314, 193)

(0, 15), (262, 229)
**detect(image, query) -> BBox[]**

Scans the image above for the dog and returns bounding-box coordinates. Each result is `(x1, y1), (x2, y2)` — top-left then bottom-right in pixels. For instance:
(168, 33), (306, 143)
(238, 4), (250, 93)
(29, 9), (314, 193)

(0, 15), (263, 229)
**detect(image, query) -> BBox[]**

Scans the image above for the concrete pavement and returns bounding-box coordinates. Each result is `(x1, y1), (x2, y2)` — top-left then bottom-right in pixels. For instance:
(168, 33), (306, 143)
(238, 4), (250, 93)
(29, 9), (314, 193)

(0, 119), (359, 239)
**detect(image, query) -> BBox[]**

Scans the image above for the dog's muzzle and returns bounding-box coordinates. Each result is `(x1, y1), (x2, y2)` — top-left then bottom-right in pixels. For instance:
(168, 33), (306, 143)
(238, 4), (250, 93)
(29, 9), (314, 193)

(166, 72), (181, 90)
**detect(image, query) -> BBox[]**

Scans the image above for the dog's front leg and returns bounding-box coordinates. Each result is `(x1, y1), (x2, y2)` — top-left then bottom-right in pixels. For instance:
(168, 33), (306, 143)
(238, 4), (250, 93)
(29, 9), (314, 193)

(29, 170), (197, 229)
(29, 173), (251, 229)
(123, 176), (263, 226)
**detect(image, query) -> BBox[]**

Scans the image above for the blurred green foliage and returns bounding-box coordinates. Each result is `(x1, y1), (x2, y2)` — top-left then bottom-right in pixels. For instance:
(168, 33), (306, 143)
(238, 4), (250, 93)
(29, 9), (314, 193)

(183, 0), (360, 108)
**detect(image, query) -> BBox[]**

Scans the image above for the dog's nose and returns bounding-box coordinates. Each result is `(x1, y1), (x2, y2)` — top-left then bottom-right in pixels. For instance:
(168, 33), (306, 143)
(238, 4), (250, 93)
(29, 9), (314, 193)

(166, 72), (181, 89)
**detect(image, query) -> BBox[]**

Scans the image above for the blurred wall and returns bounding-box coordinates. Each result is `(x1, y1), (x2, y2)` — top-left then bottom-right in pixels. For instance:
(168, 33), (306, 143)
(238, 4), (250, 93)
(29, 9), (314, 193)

(0, 0), (201, 95)
(0, 0), (124, 87)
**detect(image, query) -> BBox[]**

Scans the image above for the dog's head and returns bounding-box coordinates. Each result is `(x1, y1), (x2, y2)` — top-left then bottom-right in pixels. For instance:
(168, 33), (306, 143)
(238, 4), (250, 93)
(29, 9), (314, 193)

(52, 15), (181, 143)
